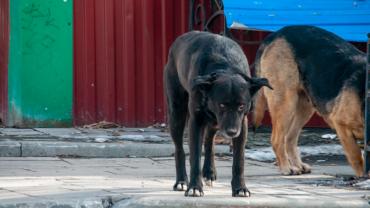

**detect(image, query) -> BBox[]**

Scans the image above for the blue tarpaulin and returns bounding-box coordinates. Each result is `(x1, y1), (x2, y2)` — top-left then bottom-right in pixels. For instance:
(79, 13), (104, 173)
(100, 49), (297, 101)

(223, 0), (370, 42)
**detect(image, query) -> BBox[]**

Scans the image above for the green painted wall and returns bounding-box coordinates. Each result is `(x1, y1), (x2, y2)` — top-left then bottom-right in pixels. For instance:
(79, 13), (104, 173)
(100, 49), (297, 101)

(8, 0), (73, 127)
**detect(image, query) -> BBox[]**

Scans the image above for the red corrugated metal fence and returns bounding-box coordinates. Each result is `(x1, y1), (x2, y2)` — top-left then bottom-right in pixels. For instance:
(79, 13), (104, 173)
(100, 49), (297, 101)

(73, 0), (188, 126)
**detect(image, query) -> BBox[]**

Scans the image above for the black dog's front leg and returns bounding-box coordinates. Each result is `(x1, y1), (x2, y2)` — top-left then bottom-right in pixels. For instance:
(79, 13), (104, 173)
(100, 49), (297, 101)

(231, 118), (251, 197)
(185, 115), (205, 197)
(203, 126), (217, 186)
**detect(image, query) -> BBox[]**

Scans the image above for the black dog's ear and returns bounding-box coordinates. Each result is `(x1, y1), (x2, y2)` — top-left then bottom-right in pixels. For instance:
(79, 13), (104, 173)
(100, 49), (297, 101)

(191, 71), (222, 93)
(191, 75), (213, 93)
(249, 77), (273, 96)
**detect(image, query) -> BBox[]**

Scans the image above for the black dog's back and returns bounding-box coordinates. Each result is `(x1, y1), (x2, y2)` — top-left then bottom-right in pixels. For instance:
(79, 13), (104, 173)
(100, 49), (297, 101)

(167, 31), (250, 92)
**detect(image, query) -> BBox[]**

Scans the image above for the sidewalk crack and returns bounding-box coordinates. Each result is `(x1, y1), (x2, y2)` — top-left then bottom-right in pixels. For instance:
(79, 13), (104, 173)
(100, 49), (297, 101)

(20, 142), (23, 157)
(58, 157), (72, 165)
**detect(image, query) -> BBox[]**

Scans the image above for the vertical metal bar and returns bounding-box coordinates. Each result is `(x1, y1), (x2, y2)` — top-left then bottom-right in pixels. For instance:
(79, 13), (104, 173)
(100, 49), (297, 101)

(365, 33), (370, 175)
(189, 0), (194, 31)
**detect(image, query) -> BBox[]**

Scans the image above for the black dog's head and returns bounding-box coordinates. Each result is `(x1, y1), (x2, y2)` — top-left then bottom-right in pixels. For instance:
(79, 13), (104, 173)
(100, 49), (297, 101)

(192, 71), (272, 139)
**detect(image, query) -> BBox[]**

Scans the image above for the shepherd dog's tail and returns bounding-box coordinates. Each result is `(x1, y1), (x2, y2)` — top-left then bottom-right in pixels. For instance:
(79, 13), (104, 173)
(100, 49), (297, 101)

(252, 40), (269, 131)
(252, 90), (267, 131)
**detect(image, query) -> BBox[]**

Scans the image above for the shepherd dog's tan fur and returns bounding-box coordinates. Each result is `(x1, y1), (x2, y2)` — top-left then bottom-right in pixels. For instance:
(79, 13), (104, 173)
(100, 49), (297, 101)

(254, 38), (365, 176)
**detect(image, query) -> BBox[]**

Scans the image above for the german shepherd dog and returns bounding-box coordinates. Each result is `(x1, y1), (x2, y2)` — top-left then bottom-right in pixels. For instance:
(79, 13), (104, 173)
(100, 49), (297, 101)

(253, 26), (366, 176)
(164, 31), (272, 197)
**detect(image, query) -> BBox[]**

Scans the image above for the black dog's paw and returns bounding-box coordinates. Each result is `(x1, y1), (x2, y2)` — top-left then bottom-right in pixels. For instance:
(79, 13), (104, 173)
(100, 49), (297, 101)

(185, 185), (204, 197)
(173, 180), (188, 191)
(231, 178), (250, 197)
(204, 179), (213, 187)
(203, 169), (217, 187)
(232, 187), (251, 197)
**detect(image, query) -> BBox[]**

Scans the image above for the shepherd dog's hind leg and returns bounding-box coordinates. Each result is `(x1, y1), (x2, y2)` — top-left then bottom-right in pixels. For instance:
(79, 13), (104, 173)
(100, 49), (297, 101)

(259, 37), (303, 175)
(268, 91), (301, 175)
(285, 91), (315, 174)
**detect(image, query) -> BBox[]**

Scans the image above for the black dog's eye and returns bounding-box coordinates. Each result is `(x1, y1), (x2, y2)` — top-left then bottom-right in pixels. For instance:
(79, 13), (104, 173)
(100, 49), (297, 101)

(238, 104), (245, 111)
(219, 104), (226, 109)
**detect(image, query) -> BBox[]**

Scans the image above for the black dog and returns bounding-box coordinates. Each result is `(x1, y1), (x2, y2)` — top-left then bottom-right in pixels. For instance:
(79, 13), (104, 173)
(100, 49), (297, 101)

(164, 31), (272, 197)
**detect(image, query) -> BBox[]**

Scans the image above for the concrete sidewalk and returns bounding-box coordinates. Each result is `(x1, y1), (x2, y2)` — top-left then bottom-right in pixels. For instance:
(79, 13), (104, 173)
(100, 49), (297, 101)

(0, 127), (368, 207)
(0, 157), (369, 208)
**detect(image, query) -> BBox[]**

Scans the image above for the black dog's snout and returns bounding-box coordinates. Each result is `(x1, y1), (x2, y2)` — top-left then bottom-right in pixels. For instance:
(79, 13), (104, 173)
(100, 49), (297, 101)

(226, 128), (238, 137)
